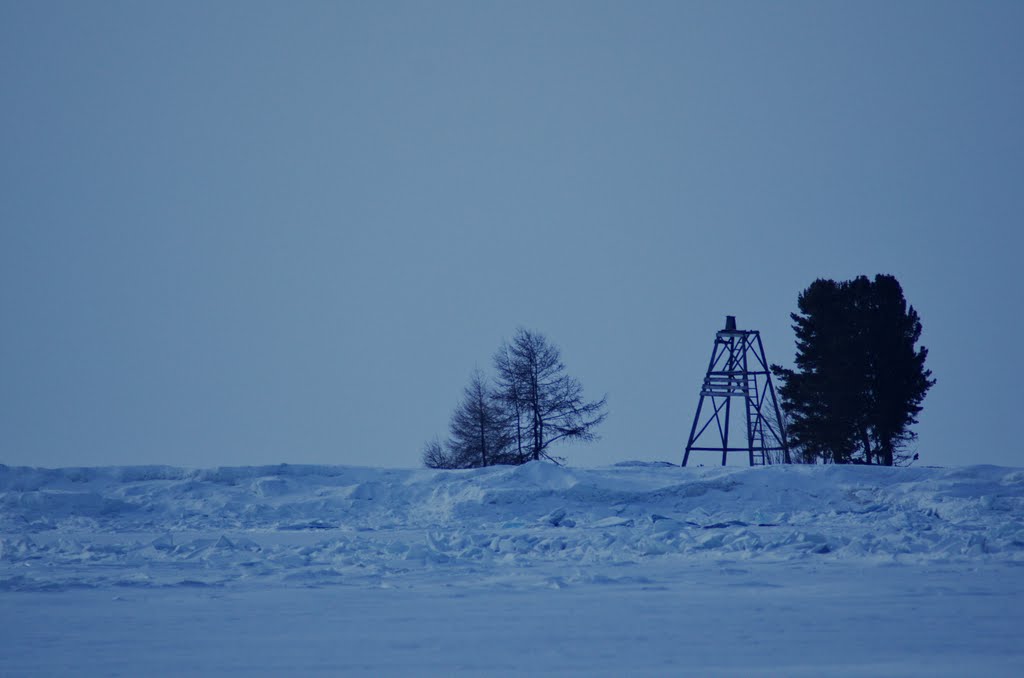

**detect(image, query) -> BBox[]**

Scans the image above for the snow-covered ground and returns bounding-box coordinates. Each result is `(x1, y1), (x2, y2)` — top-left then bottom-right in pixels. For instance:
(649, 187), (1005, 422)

(2, 461), (1023, 676)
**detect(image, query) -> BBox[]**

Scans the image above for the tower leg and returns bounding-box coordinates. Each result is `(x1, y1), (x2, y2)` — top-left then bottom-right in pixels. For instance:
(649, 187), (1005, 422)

(682, 394), (706, 467)
(742, 343), (755, 466)
(722, 397), (731, 466)
(756, 333), (791, 465)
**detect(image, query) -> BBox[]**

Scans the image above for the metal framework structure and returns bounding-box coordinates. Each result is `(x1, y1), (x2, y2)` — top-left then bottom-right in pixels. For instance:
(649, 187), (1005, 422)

(683, 316), (791, 466)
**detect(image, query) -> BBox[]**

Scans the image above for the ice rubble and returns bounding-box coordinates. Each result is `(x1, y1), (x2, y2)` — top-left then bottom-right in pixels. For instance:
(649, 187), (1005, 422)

(1, 461), (1022, 591)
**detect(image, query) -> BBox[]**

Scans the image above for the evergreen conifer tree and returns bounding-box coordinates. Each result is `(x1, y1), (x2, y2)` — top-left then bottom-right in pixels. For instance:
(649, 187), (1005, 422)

(772, 275), (934, 465)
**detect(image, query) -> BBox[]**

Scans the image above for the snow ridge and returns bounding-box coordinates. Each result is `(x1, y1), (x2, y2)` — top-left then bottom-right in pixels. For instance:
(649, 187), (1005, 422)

(1, 462), (1022, 591)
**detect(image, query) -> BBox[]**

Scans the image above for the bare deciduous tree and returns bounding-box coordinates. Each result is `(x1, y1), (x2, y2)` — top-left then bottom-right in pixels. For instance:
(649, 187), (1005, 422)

(421, 436), (455, 469)
(448, 369), (510, 468)
(494, 329), (607, 463)
(423, 329), (606, 468)
(493, 345), (528, 464)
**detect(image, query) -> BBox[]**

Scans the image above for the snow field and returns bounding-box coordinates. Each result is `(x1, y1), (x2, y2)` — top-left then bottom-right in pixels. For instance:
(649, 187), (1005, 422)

(2, 462), (1022, 591)
(2, 461), (1023, 676)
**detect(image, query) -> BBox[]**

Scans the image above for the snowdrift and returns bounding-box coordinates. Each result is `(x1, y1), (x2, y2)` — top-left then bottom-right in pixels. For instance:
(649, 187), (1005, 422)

(1, 462), (1022, 591)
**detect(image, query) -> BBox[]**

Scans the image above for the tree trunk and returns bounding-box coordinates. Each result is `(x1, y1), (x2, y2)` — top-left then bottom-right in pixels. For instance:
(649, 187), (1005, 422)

(531, 365), (542, 461)
(479, 419), (487, 468)
(860, 429), (873, 466)
(880, 441), (894, 466)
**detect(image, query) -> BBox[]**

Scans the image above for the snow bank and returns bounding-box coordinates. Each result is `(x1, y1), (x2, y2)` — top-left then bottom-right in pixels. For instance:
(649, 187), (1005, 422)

(1, 462), (1022, 591)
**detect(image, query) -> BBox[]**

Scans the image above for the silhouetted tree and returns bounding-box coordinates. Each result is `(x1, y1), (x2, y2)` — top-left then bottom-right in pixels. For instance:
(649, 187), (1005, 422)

(773, 279), (863, 464)
(762, 404), (807, 464)
(422, 329), (607, 468)
(494, 329), (607, 462)
(772, 275), (934, 465)
(422, 436), (455, 469)
(860, 275), (935, 465)
(493, 344), (529, 464)
(447, 369), (511, 468)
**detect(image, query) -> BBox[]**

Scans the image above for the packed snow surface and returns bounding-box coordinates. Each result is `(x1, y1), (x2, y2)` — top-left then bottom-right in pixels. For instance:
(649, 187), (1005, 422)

(2, 462), (1023, 675)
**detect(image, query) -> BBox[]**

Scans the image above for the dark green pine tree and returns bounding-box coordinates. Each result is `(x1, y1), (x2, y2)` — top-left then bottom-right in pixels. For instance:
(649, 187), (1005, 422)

(772, 275), (934, 465)
(772, 279), (863, 464)
(861, 275), (935, 465)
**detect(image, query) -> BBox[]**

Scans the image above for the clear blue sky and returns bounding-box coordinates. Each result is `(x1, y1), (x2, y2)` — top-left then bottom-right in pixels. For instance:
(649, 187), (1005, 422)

(2, 1), (1022, 469)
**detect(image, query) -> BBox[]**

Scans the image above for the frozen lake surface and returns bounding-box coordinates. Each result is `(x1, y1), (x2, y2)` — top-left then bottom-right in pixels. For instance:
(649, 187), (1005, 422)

(2, 461), (1023, 675)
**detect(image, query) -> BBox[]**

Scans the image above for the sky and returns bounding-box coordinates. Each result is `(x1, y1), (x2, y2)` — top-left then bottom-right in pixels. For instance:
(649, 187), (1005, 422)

(2, 1), (1022, 470)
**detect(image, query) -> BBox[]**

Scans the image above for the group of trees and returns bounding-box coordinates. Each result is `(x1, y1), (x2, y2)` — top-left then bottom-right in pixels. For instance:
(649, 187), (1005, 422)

(422, 276), (932, 469)
(772, 274), (935, 466)
(423, 329), (607, 469)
